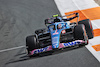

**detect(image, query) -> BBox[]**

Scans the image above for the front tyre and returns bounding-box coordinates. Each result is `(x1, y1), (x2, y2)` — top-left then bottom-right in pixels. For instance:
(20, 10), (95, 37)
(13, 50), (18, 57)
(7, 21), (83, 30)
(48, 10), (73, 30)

(26, 35), (38, 54)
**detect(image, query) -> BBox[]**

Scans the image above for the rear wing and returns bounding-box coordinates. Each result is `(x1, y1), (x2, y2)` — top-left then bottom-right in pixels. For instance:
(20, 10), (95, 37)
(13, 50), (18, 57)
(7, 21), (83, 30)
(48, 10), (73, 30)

(45, 12), (79, 27)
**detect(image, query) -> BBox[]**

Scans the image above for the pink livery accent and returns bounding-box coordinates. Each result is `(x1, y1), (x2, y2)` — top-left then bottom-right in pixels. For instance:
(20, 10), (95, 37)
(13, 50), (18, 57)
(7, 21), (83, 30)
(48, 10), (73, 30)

(53, 30), (58, 35)
(30, 45), (52, 55)
(30, 40), (85, 55)
(59, 43), (65, 48)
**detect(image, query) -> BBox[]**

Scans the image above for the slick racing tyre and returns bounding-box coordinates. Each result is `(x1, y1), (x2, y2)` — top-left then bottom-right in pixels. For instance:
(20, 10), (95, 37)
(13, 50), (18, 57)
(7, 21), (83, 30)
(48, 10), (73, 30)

(26, 35), (38, 54)
(74, 24), (88, 46)
(35, 28), (46, 35)
(78, 19), (94, 39)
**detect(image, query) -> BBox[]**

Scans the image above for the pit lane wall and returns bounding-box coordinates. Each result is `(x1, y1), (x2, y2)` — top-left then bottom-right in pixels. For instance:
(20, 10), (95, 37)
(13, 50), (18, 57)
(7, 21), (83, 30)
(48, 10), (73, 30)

(54, 0), (100, 62)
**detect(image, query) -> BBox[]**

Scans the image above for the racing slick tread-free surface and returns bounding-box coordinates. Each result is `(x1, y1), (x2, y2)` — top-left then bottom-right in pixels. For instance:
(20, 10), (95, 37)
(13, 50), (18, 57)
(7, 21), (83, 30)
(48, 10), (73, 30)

(26, 35), (37, 51)
(74, 24), (87, 40)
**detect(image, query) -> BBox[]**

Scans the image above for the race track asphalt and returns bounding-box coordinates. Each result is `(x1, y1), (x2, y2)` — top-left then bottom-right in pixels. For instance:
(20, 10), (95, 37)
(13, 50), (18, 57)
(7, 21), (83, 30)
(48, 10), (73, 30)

(0, 0), (100, 67)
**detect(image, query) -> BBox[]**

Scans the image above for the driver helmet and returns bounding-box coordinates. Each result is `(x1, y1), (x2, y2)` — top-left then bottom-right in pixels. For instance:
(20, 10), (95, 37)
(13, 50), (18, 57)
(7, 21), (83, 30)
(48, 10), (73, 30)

(53, 14), (61, 23)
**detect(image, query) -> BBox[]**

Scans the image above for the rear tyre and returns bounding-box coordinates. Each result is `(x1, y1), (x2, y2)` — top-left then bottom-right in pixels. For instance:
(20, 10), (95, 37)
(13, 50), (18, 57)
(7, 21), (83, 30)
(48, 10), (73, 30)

(26, 35), (38, 54)
(78, 19), (94, 39)
(74, 24), (88, 46)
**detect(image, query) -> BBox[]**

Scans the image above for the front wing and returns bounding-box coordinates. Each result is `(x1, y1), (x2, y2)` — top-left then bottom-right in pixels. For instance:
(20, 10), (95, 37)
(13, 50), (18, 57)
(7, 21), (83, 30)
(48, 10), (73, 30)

(29, 40), (85, 55)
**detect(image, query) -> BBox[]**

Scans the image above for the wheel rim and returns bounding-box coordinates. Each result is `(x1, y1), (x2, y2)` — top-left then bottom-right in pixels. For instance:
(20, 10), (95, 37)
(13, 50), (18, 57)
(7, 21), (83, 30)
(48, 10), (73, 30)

(83, 25), (88, 44)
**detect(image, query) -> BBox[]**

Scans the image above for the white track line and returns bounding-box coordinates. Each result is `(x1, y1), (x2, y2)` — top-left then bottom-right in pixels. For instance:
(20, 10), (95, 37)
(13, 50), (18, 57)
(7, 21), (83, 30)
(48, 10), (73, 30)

(72, 0), (100, 29)
(54, 0), (100, 62)
(72, 0), (100, 62)
(86, 44), (100, 62)
(0, 46), (25, 53)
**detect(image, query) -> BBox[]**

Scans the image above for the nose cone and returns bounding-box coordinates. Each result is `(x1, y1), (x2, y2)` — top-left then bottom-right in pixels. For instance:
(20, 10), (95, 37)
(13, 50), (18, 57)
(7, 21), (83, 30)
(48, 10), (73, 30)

(52, 37), (59, 48)
(51, 30), (60, 49)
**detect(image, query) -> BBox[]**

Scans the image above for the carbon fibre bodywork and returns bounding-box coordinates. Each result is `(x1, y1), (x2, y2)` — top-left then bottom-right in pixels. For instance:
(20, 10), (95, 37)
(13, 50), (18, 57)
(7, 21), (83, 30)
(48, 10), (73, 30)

(38, 22), (74, 49)
(26, 13), (92, 55)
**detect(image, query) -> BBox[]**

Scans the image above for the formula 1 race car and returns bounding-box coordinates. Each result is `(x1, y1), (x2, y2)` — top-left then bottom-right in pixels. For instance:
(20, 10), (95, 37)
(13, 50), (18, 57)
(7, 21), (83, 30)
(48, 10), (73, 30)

(26, 13), (94, 56)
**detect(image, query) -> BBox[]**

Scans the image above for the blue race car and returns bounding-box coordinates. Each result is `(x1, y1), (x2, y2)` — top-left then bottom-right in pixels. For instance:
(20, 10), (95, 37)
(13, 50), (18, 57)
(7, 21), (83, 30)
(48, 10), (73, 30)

(26, 13), (94, 56)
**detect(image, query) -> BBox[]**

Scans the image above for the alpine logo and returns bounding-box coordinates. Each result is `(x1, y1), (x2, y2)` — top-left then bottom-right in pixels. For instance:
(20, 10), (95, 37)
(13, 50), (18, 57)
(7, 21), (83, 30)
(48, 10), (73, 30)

(53, 30), (58, 35)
